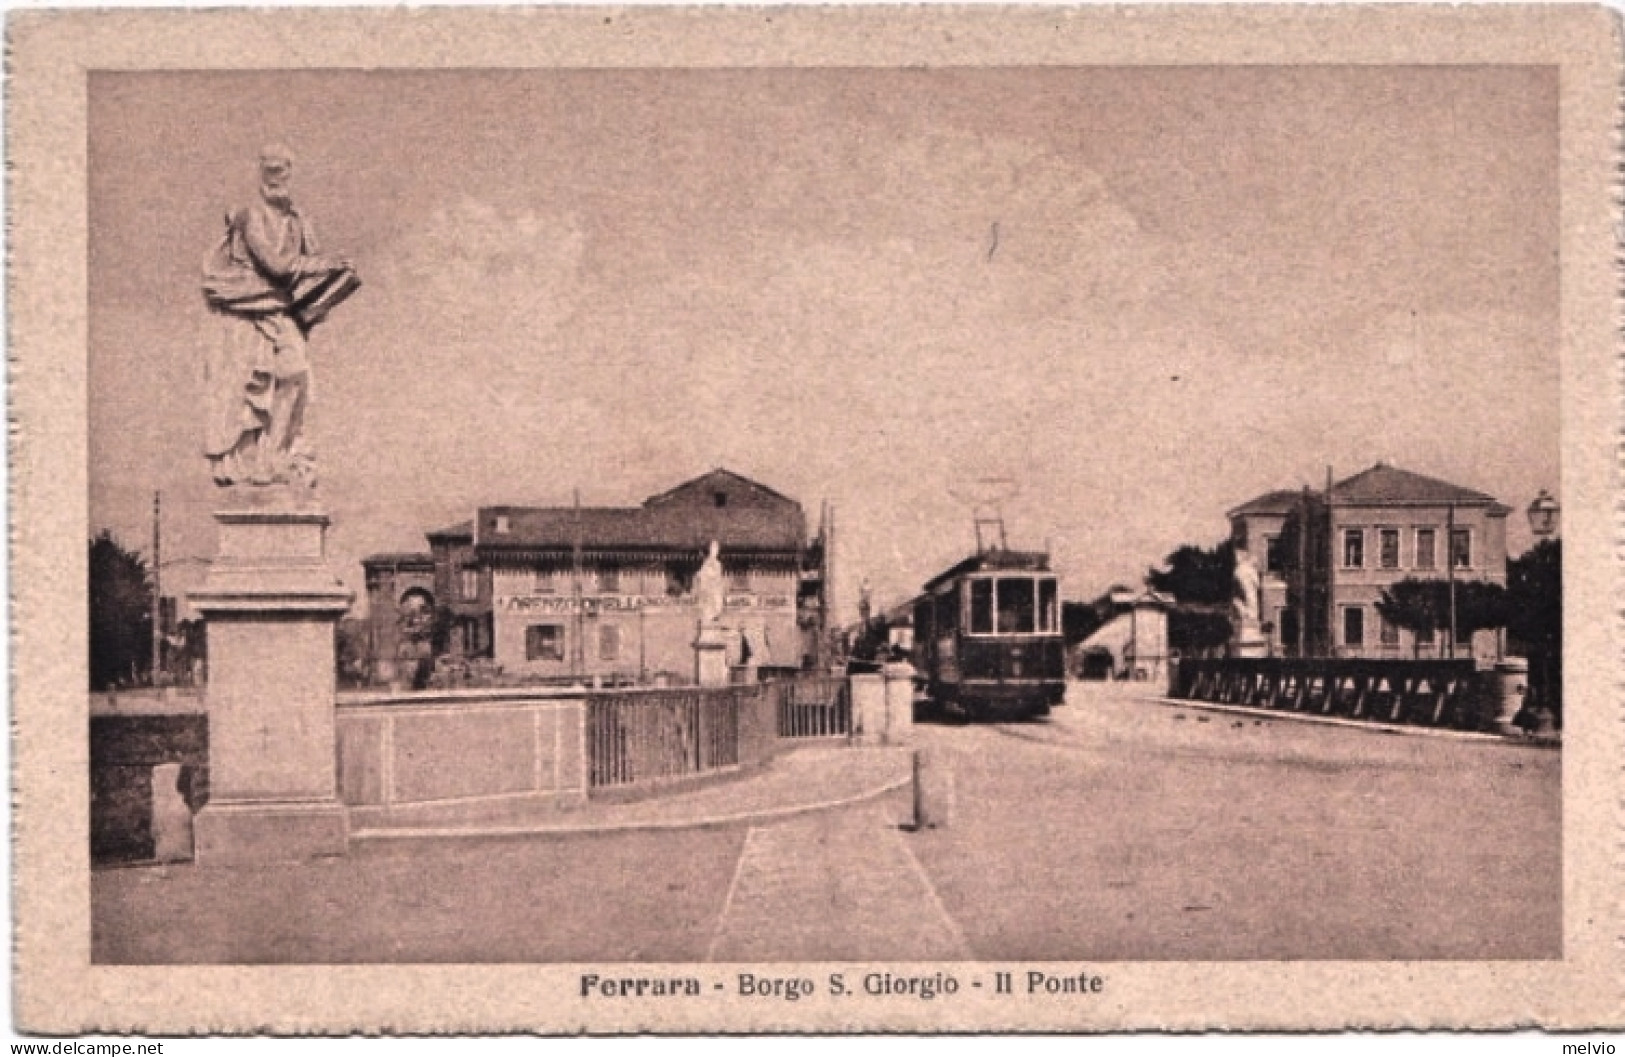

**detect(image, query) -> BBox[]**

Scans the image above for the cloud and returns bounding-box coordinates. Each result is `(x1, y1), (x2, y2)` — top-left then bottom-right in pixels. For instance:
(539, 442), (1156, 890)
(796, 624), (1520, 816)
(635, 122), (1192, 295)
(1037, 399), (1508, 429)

(374, 197), (588, 344)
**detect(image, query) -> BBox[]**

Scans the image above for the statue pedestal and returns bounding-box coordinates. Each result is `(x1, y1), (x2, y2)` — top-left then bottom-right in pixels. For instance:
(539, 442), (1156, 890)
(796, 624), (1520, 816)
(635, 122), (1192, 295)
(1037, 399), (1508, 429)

(694, 625), (730, 688)
(1230, 631), (1268, 659)
(189, 503), (353, 864)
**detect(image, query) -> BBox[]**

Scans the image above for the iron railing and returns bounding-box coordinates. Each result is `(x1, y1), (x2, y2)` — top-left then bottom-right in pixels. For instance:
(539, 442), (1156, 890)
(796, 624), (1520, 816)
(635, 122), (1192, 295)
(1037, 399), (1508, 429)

(1170, 657), (1483, 730)
(777, 675), (851, 739)
(586, 683), (777, 791)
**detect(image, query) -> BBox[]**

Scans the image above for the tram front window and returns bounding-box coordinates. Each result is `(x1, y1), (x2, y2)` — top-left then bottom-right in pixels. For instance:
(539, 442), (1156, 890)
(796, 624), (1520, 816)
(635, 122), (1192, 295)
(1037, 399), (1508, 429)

(996, 577), (1036, 633)
(970, 579), (994, 634)
(1039, 578), (1058, 632)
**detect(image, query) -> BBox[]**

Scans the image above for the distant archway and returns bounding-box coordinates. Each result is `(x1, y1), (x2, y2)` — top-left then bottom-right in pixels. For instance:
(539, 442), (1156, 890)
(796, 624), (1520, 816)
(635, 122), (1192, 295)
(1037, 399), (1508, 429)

(398, 588), (436, 640)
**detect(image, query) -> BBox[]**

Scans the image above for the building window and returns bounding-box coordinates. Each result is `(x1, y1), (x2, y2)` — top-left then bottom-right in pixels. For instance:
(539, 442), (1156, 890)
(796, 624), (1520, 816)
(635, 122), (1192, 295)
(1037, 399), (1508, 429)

(459, 566), (480, 601)
(1417, 624), (1436, 647)
(1342, 607), (1365, 648)
(599, 624), (620, 662)
(598, 567), (620, 594)
(1342, 529), (1364, 569)
(532, 568), (555, 594)
(1264, 534), (1285, 573)
(1379, 615), (1400, 647)
(714, 491), (728, 508)
(728, 565), (750, 591)
(1415, 528), (1437, 570)
(494, 515), (510, 534)
(525, 624), (564, 662)
(1379, 529), (1400, 570)
(1450, 528), (1472, 569)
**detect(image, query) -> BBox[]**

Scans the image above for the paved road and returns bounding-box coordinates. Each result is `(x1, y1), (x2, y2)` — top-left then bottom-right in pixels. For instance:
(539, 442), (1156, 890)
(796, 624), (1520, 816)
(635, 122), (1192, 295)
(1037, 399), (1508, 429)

(93, 683), (1560, 963)
(906, 684), (1560, 960)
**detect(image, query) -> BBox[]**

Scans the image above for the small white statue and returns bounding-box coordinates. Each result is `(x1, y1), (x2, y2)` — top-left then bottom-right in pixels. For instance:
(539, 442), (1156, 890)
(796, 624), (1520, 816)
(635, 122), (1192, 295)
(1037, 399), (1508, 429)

(1232, 547), (1262, 635)
(695, 540), (725, 626)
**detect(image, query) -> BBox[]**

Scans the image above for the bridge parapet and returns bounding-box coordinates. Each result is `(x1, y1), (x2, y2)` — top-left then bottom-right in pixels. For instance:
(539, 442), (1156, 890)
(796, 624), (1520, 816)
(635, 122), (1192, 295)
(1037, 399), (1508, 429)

(1170, 657), (1494, 731)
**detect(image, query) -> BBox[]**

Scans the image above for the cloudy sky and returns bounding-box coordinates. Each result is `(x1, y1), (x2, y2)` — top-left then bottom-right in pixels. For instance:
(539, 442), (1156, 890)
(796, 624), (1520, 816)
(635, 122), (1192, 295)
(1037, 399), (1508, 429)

(88, 67), (1559, 618)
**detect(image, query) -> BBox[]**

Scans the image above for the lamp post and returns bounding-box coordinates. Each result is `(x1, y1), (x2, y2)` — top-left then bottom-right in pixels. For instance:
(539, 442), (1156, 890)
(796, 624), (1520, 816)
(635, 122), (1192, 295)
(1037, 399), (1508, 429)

(1527, 489), (1560, 539)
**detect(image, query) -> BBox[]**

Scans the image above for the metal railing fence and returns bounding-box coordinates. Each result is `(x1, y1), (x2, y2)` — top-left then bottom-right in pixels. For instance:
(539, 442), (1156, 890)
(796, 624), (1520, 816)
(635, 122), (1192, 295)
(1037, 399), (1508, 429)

(777, 674), (851, 739)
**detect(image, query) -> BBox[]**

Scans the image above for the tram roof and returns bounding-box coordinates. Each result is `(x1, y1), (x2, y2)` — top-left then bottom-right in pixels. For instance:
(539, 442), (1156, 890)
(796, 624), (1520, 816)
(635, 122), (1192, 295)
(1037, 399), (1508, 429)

(922, 548), (1052, 591)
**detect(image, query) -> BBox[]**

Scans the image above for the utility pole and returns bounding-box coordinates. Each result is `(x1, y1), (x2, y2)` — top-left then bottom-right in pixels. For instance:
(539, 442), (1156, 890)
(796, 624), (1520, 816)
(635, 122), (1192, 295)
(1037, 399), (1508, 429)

(572, 487), (584, 680)
(151, 491), (162, 685)
(1297, 486), (1310, 658)
(1446, 503), (1458, 659)
(1326, 466), (1335, 657)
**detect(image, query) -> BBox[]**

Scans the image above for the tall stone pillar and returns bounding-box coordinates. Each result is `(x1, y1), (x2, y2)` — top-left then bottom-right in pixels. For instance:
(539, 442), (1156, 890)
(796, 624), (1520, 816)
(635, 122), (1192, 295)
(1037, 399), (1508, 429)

(190, 503), (353, 863)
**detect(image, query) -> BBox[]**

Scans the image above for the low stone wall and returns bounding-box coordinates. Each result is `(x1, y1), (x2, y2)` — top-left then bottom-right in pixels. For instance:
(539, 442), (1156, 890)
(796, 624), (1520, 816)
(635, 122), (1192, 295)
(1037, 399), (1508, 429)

(336, 688), (588, 816)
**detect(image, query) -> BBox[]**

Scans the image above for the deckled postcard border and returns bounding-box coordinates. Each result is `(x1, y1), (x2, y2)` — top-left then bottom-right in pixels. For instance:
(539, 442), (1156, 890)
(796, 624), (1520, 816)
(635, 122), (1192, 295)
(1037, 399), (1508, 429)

(9, 4), (1622, 1033)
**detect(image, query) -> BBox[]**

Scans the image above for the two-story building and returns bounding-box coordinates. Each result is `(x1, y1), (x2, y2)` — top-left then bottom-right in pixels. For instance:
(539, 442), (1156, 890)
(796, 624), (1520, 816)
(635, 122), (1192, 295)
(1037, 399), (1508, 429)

(363, 469), (831, 685)
(1228, 463), (1510, 660)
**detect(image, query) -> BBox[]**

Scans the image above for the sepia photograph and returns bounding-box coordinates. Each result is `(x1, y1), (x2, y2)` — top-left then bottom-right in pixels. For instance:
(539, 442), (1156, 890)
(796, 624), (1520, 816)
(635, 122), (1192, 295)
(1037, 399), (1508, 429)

(10, 4), (1621, 1035)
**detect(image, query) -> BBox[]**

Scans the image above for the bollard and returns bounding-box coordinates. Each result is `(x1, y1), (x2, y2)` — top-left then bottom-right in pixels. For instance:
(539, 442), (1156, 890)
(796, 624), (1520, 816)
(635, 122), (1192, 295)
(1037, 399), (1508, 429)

(150, 762), (194, 863)
(850, 673), (886, 746)
(1486, 657), (1530, 735)
(912, 747), (954, 830)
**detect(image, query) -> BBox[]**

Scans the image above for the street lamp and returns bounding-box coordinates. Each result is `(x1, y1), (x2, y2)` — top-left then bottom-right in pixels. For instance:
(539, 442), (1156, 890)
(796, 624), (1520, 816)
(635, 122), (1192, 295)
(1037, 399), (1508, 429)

(1527, 489), (1560, 539)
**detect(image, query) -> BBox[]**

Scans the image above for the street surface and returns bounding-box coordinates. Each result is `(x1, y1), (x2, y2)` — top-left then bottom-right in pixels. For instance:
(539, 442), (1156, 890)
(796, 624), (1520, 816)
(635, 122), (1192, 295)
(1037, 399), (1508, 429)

(93, 682), (1560, 963)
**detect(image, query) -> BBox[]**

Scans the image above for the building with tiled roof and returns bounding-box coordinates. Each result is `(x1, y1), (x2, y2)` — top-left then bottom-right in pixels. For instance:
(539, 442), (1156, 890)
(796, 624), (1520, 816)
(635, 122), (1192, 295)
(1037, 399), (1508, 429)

(362, 470), (830, 686)
(1228, 463), (1509, 660)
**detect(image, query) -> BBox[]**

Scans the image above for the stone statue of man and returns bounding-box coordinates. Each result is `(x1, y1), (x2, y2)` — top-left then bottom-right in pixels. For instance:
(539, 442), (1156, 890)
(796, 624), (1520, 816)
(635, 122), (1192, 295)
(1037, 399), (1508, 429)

(695, 540), (726, 626)
(1232, 547), (1262, 634)
(201, 144), (359, 488)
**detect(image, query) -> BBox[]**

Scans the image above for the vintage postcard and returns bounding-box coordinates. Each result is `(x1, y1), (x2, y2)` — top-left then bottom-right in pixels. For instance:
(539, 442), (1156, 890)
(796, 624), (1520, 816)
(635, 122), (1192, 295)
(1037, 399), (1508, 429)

(9, 3), (1622, 1035)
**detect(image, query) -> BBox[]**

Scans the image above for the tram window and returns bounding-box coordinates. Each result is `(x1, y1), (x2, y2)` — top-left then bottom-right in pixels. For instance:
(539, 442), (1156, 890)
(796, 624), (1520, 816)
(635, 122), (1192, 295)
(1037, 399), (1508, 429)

(969, 579), (994, 634)
(1039, 578), (1058, 632)
(997, 577), (1036, 633)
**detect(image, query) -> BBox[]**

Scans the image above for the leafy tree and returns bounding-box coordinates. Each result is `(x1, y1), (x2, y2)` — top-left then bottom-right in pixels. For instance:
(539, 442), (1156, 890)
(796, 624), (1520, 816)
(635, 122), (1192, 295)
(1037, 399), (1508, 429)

(1506, 539), (1560, 654)
(1167, 608), (1233, 654)
(1062, 600), (1106, 647)
(89, 531), (153, 691)
(1147, 540), (1236, 609)
(1375, 577), (1509, 655)
(1506, 539), (1561, 720)
(1148, 540), (1235, 652)
(335, 618), (373, 688)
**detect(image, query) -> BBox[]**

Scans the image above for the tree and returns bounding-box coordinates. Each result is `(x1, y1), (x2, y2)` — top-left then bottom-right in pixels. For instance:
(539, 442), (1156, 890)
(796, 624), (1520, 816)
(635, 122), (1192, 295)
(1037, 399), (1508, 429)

(89, 531), (153, 691)
(1506, 539), (1560, 654)
(1375, 577), (1509, 655)
(335, 618), (374, 689)
(1166, 609), (1233, 654)
(1506, 539), (1561, 720)
(1147, 540), (1236, 609)
(1062, 600), (1106, 647)
(1148, 540), (1235, 652)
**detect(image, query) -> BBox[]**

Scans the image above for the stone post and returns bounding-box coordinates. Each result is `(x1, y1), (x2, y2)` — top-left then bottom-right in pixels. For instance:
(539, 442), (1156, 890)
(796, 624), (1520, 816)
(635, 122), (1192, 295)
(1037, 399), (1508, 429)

(1485, 656), (1531, 736)
(694, 624), (730, 688)
(911, 747), (953, 829)
(882, 660), (917, 745)
(850, 672), (885, 745)
(189, 504), (352, 863)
